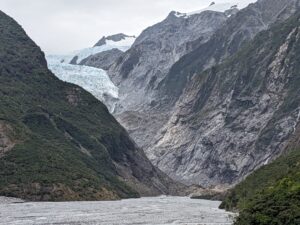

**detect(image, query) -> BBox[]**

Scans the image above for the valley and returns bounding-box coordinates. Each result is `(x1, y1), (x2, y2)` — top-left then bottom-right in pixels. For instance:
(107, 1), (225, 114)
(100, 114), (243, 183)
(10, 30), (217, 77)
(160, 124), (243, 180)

(1, 0), (300, 224)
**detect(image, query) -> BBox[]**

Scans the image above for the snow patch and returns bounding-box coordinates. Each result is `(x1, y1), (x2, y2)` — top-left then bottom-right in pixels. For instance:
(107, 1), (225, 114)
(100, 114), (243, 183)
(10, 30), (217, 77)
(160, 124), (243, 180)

(174, 0), (257, 18)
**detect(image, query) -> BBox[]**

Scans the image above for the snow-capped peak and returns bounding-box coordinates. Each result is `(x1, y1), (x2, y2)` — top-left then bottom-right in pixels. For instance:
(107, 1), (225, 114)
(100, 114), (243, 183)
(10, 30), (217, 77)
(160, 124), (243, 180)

(94, 33), (136, 47)
(56, 33), (136, 65)
(174, 0), (257, 18)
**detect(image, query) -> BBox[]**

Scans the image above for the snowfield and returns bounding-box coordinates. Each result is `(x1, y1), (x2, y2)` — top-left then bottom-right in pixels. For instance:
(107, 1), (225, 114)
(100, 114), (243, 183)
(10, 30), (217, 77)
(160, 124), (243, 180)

(175, 0), (257, 18)
(0, 196), (235, 225)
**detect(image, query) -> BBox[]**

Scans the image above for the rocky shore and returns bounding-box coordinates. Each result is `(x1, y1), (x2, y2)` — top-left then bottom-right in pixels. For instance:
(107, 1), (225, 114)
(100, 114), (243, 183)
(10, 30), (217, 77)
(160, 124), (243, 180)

(0, 196), (24, 204)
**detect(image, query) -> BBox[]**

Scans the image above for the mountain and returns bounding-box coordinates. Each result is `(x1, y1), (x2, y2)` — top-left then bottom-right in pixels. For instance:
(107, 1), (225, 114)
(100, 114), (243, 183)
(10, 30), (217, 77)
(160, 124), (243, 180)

(69, 33), (135, 65)
(151, 0), (300, 187)
(219, 14), (300, 220)
(0, 10), (182, 201)
(108, 5), (231, 151)
(219, 27), (300, 219)
(79, 48), (124, 70)
(160, 0), (299, 100)
(79, 34), (136, 70)
(104, 0), (300, 188)
(109, 7), (230, 109)
(94, 33), (136, 47)
(77, 34), (136, 70)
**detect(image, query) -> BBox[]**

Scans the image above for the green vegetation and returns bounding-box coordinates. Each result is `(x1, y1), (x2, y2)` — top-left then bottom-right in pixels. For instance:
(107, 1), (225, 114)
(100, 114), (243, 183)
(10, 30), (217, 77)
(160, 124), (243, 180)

(235, 174), (300, 225)
(221, 149), (300, 225)
(220, 149), (300, 207)
(0, 11), (141, 200)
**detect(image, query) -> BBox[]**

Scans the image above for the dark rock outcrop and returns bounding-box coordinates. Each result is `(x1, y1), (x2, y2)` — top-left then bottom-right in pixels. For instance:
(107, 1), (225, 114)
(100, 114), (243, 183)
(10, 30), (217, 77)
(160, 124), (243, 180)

(79, 48), (124, 70)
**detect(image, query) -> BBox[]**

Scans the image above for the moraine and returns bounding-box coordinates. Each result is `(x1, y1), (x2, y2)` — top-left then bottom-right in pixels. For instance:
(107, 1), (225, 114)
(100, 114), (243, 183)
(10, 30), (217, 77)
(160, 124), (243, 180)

(0, 196), (235, 225)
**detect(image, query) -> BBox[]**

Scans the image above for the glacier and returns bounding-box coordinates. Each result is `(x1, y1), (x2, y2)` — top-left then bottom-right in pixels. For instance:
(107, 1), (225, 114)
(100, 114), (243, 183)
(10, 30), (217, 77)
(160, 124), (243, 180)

(47, 55), (119, 112)
(46, 34), (136, 112)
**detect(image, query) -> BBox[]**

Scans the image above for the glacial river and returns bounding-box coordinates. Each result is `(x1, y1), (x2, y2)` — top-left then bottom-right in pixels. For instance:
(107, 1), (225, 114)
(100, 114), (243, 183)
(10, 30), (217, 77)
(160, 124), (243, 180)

(0, 196), (235, 225)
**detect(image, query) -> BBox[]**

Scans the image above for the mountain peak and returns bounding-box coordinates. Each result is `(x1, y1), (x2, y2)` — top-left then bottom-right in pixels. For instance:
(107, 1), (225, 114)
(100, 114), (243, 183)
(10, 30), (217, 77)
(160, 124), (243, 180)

(94, 33), (136, 47)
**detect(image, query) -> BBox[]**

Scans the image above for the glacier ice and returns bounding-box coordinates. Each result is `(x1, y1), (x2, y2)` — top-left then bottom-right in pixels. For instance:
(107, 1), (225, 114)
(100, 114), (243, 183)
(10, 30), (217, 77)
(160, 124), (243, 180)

(46, 35), (136, 112)
(47, 55), (119, 112)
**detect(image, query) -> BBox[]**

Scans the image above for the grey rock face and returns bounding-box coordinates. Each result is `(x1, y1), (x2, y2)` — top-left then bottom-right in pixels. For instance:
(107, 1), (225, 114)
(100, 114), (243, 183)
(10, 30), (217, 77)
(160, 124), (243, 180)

(161, 0), (300, 101)
(108, 10), (229, 149)
(110, 11), (227, 108)
(151, 7), (300, 187)
(108, 0), (300, 188)
(79, 48), (123, 70)
(0, 121), (15, 158)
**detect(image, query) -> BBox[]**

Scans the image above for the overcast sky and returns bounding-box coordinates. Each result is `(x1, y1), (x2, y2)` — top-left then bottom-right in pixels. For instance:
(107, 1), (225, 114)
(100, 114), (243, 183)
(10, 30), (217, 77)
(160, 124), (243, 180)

(1, 0), (229, 54)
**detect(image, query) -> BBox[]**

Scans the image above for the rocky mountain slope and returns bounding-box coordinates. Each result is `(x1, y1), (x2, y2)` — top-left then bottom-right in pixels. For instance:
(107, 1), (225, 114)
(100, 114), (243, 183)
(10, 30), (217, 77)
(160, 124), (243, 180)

(0, 10), (182, 201)
(219, 30), (300, 220)
(151, 0), (300, 187)
(108, 4), (233, 150)
(109, 9), (229, 93)
(161, 0), (299, 100)
(105, 0), (300, 188)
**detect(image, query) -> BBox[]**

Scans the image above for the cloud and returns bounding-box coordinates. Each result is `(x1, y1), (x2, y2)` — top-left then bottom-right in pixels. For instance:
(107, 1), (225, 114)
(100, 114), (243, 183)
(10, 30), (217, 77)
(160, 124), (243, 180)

(0, 0), (216, 54)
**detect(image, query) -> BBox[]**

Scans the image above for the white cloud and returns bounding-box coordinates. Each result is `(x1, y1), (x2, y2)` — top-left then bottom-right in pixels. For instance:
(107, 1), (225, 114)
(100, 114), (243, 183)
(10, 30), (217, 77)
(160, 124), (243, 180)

(0, 0), (233, 54)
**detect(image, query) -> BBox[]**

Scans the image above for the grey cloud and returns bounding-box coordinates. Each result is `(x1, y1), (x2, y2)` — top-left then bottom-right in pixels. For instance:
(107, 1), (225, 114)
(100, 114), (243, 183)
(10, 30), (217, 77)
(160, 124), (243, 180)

(0, 0), (217, 54)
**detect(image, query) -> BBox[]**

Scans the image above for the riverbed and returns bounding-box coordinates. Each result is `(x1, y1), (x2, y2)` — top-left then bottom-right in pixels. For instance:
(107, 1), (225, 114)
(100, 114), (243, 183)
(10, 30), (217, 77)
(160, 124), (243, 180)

(0, 196), (235, 225)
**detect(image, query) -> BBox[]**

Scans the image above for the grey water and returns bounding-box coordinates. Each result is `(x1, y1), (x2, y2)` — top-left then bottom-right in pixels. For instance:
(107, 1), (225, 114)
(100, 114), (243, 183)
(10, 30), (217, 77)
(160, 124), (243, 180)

(0, 196), (235, 225)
